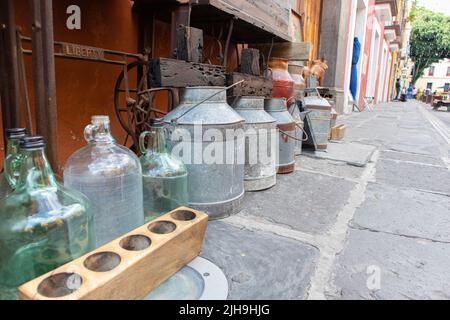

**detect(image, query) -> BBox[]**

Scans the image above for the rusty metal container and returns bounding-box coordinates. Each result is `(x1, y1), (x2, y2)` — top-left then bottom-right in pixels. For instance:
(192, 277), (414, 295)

(269, 58), (294, 104)
(163, 87), (245, 219)
(233, 96), (277, 191)
(302, 95), (332, 150)
(264, 98), (295, 174)
(288, 62), (306, 101)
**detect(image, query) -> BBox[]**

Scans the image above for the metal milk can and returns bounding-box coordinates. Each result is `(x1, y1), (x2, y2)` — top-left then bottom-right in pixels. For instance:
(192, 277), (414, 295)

(288, 103), (308, 156)
(163, 87), (245, 219)
(264, 98), (296, 174)
(302, 94), (332, 150)
(232, 96), (277, 191)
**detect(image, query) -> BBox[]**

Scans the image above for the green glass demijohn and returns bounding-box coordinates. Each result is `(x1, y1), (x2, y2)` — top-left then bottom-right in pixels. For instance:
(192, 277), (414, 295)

(0, 136), (94, 300)
(0, 128), (27, 199)
(140, 119), (188, 221)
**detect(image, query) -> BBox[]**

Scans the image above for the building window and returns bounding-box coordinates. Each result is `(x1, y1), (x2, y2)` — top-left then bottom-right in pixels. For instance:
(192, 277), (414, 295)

(447, 67), (450, 77)
(428, 66), (435, 76)
(444, 83), (450, 93)
(427, 82), (433, 90)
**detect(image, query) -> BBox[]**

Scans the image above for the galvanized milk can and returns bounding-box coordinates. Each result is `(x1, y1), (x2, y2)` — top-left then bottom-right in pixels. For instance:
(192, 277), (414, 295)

(163, 87), (245, 219)
(232, 96), (277, 191)
(288, 103), (308, 156)
(264, 98), (296, 174)
(302, 94), (332, 150)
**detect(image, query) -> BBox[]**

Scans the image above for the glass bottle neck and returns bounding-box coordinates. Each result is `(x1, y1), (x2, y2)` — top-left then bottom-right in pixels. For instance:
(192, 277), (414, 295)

(85, 121), (115, 145)
(17, 147), (58, 190)
(148, 127), (167, 154)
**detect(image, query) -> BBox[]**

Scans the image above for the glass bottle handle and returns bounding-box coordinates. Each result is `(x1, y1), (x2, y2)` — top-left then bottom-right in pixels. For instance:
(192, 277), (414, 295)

(84, 124), (97, 143)
(4, 157), (20, 188)
(139, 131), (153, 154)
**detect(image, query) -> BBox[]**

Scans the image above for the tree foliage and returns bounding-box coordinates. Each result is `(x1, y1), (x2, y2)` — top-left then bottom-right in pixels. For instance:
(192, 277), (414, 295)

(409, 8), (450, 84)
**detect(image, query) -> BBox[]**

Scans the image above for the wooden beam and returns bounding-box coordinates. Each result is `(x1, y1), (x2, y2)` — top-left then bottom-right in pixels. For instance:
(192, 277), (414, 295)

(176, 25), (203, 63)
(0, 0), (21, 131)
(150, 58), (226, 87)
(250, 42), (311, 61)
(240, 48), (260, 76)
(226, 72), (272, 98)
(31, 0), (59, 171)
(170, 4), (191, 58)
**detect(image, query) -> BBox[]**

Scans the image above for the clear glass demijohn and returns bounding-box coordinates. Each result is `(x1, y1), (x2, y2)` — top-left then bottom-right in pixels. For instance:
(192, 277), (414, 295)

(64, 115), (144, 247)
(140, 119), (188, 221)
(0, 128), (27, 199)
(0, 136), (94, 300)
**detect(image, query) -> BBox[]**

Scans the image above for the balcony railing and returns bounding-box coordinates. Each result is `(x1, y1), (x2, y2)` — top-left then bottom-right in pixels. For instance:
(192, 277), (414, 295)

(375, 0), (399, 17)
(385, 22), (401, 37)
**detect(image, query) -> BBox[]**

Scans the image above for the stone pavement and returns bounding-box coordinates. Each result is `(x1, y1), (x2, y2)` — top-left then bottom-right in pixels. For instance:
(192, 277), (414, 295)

(199, 100), (450, 300)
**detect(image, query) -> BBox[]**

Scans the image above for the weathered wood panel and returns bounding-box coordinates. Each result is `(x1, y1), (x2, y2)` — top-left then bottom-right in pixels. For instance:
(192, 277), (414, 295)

(240, 48), (260, 76)
(207, 0), (291, 41)
(227, 72), (272, 98)
(176, 25), (204, 63)
(150, 58), (226, 87)
(249, 42), (311, 61)
(303, 0), (322, 61)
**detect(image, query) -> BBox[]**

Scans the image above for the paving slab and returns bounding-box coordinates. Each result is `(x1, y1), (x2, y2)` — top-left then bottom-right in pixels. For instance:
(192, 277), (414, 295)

(351, 183), (450, 242)
(201, 221), (319, 299)
(296, 156), (365, 180)
(379, 150), (444, 166)
(375, 159), (450, 194)
(303, 141), (376, 167)
(329, 228), (450, 300)
(238, 170), (356, 234)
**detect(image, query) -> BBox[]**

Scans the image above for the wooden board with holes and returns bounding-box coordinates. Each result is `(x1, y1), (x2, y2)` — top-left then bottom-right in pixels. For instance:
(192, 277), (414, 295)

(226, 72), (273, 98)
(150, 58), (226, 88)
(18, 207), (208, 300)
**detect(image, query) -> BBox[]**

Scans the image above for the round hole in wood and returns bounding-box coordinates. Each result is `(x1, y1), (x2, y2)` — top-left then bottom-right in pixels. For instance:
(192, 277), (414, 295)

(171, 209), (197, 221)
(37, 272), (82, 298)
(119, 234), (151, 251)
(148, 220), (177, 234)
(83, 252), (121, 272)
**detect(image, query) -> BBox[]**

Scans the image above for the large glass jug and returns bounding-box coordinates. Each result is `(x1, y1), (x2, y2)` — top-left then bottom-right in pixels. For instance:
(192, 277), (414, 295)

(0, 136), (94, 300)
(0, 128), (27, 199)
(140, 119), (188, 221)
(64, 115), (144, 246)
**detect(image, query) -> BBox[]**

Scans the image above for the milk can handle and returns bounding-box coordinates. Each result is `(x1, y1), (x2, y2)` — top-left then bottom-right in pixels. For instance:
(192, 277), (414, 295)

(295, 123), (309, 142)
(172, 80), (245, 123)
(84, 124), (97, 144)
(279, 126), (309, 142)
